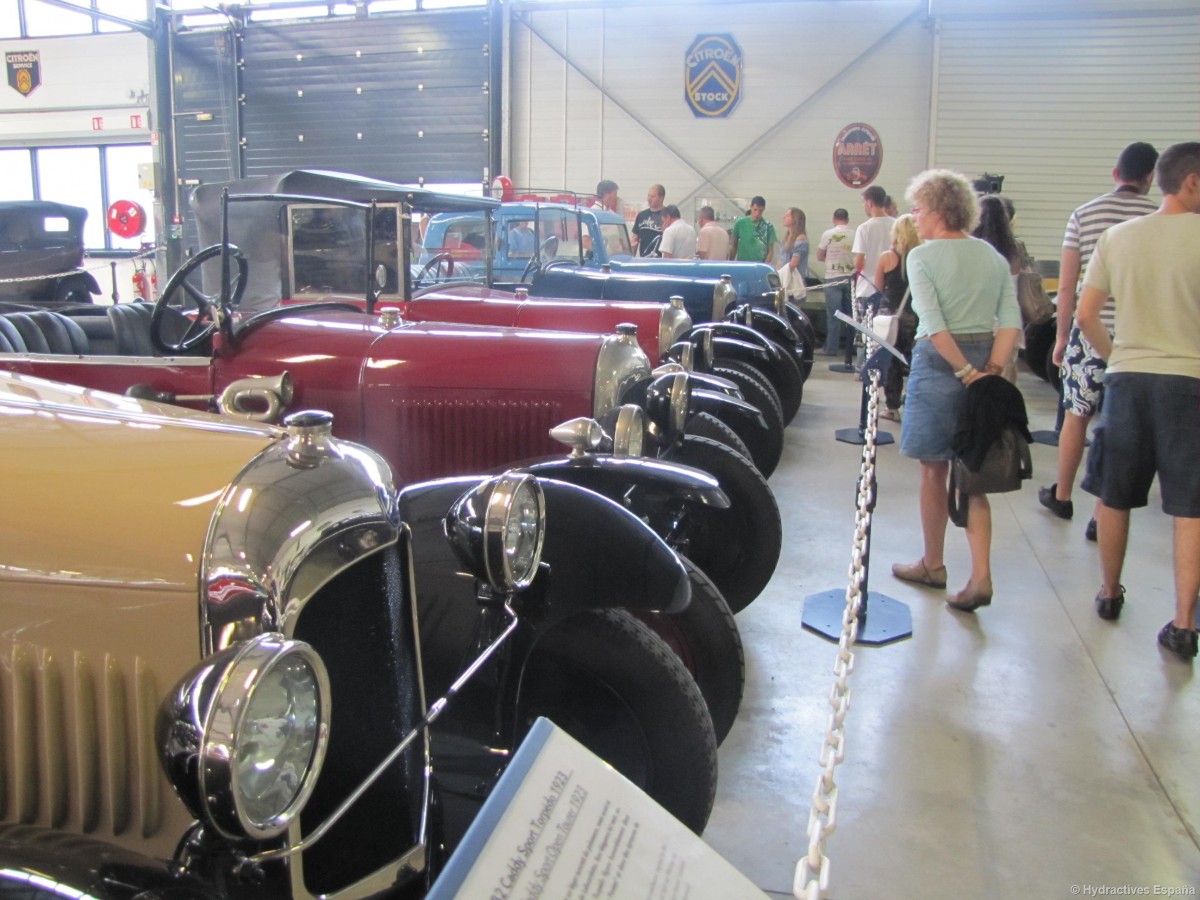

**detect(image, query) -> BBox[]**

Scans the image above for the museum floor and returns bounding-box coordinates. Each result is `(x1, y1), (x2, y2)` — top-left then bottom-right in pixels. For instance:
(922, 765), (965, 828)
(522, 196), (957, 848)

(701, 359), (1200, 899)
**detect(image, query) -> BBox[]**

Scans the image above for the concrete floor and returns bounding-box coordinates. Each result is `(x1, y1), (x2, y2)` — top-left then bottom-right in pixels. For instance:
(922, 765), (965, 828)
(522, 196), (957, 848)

(702, 360), (1200, 899)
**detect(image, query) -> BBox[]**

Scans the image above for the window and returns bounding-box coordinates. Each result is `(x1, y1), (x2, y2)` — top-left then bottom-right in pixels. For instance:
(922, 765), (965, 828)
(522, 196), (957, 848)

(105, 145), (156, 248)
(0, 151), (34, 201)
(37, 148), (104, 249)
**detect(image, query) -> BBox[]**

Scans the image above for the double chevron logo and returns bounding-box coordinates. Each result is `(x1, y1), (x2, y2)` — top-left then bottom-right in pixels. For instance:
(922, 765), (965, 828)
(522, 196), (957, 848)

(684, 34), (742, 119)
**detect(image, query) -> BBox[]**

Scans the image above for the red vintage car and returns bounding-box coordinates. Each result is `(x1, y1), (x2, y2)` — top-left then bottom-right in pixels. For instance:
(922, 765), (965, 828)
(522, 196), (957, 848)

(188, 170), (789, 478)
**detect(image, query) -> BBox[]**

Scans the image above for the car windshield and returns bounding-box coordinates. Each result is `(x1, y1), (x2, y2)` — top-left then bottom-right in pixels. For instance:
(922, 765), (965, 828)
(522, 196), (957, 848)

(289, 204), (402, 298)
(600, 223), (632, 258)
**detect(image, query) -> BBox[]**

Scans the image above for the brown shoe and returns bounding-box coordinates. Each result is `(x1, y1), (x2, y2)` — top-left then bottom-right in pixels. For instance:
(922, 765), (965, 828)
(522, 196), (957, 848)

(892, 559), (948, 588)
(946, 579), (994, 613)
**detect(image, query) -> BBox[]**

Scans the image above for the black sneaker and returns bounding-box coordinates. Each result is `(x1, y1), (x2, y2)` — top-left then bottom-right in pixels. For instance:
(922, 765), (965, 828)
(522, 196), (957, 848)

(1157, 622), (1199, 661)
(1085, 517), (1097, 542)
(1095, 585), (1125, 620)
(1038, 484), (1074, 520)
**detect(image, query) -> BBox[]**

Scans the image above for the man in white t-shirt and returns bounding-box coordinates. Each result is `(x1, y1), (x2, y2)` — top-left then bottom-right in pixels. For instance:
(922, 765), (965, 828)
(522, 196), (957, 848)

(659, 205), (697, 259)
(696, 206), (729, 260)
(851, 185), (895, 313)
(817, 208), (854, 354)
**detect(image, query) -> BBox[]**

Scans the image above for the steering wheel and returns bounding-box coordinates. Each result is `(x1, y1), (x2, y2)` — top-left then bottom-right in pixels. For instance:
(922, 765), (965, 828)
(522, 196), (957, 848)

(414, 252), (455, 288)
(520, 234), (561, 283)
(151, 244), (247, 355)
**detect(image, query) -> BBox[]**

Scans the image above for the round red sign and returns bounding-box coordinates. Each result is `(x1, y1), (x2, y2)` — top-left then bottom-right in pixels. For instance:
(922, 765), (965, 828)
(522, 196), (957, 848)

(833, 123), (883, 189)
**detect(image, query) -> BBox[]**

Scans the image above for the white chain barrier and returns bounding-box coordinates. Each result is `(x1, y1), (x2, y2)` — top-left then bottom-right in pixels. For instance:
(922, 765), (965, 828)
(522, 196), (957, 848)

(0, 245), (158, 286)
(793, 364), (884, 900)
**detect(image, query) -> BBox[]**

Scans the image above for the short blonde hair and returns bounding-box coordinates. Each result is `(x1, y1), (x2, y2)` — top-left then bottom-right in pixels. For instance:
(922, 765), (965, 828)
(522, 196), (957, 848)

(905, 169), (979, 233)
(891, 214), (921, 259)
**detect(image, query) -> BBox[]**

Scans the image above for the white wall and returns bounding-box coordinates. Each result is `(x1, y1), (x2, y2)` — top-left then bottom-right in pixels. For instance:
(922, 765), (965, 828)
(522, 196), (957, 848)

(0, 32), (152, 145)
(508, 0), (1200, 265)
(510, 1), (932, 249)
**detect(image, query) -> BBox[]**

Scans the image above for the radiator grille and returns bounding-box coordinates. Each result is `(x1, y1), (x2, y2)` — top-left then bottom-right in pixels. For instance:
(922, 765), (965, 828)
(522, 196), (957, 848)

(394, 398), (568, 482)
(0, 644), (164, 843)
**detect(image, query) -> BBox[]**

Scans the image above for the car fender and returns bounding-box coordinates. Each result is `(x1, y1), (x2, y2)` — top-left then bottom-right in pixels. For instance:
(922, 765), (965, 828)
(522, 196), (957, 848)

(399, 474), (690, 698)
(518, 454), (729, 509)
(725, 302), (799, 347)
(689, 387), (767, 433)
(0, 824), (223, 899)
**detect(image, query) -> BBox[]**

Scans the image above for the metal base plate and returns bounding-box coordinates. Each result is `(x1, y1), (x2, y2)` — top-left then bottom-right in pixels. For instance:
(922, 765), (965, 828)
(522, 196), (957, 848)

(835, 427), (894, 446)
(1030, 428), (1059, 447)
(828, 363), (857, 374)
(802, 590), (913, 646)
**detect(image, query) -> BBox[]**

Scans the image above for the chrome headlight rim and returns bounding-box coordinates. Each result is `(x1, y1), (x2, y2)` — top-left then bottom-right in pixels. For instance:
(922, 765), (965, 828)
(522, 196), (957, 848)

(611, 404), (648, 458)
(483, 472), (546, 592)
(197, 634), (331, 842)
(644, 372), (691, 447)
(658, 301), (692, 362)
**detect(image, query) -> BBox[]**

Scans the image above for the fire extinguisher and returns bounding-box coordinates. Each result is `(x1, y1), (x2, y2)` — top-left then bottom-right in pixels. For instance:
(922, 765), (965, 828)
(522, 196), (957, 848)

(132, 266), (157, 301)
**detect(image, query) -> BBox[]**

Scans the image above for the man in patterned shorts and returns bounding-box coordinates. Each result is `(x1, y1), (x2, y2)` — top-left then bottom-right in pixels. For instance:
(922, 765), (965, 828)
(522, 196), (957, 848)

(1037, 142), (1159, 538)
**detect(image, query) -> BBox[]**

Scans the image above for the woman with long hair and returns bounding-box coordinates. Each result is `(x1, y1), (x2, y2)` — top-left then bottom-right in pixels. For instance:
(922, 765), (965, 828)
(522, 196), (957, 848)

(973, 194), (1024, 381)
(874, 214), (922, 418)
(891, 170), (1021, 612)
(778, 207), (809, 300)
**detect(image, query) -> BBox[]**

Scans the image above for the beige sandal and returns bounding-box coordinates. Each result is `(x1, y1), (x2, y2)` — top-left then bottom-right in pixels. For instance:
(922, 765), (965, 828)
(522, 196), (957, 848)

(891, 559), (948, 588)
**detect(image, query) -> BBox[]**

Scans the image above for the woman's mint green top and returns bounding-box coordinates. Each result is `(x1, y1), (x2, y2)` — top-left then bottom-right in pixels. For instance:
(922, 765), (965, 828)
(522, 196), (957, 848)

(907, 236), (1020, 339)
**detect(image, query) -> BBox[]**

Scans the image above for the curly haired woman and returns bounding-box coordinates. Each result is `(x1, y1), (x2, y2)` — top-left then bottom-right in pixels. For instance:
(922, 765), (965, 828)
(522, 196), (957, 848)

(891, 170), (1022, 612)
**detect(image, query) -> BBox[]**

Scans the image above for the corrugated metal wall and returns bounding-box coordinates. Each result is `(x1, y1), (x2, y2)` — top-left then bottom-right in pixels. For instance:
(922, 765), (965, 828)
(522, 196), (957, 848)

(172, 8), (493, 250)
(930, 10), (1200, 261)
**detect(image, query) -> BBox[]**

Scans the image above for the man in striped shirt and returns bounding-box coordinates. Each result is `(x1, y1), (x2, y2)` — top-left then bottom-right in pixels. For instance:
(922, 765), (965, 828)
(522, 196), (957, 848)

(1038, 142), (1159, 534)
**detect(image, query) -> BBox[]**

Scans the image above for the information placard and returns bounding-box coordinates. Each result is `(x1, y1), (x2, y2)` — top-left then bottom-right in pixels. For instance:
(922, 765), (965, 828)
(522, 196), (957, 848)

(428, 718), (766, 900)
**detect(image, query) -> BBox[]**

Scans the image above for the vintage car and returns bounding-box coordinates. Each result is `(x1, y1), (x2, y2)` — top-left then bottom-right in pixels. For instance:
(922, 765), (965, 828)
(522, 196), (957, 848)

(0, 200), (101, 309)
(421, 197), (814, 425)
(188, 170), (789, 476)
(0, 370), (722, 897)
(0, 176), (782, 618)
(0, 207), (773, 756)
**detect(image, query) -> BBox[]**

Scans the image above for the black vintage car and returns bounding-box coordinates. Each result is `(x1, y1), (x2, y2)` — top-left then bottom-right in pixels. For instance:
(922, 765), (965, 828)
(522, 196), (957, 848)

(0, 200), (101, 308)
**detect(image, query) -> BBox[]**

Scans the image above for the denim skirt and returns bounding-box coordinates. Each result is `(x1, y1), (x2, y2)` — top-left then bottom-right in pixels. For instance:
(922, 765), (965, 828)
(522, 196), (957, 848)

(899, 335), (994, 461)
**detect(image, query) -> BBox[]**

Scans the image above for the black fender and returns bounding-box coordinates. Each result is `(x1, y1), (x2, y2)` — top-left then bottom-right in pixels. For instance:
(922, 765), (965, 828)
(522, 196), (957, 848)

(399, 475), (690, 627)
(689, 387), (768, 433)
(519, 454), (729, 509)
(0, 823), (226, 899)
(725, 302), (800, 347)
(685, 369), (741, 395)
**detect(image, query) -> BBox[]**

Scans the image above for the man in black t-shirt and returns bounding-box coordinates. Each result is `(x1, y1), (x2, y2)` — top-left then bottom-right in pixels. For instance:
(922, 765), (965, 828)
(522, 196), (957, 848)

(632, 184), (666, 257)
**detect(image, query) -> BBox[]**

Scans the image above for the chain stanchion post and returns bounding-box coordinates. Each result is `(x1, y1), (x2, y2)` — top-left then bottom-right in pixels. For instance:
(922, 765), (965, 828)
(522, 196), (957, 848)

(795, 368), (912, 899)
(805, 330), (912, 646)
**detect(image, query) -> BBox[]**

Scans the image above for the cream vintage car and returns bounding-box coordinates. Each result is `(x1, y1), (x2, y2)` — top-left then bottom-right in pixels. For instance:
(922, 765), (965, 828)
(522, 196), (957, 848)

(0, 371), (717, 898)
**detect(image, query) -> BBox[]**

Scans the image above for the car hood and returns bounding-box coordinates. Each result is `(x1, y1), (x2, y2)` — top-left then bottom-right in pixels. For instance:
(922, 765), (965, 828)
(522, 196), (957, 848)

(0, 372), (280, 592)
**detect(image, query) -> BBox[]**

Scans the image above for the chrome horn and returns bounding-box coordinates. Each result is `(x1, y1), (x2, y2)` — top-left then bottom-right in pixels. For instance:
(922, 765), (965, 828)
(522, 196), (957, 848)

(216, 372), (295, 423)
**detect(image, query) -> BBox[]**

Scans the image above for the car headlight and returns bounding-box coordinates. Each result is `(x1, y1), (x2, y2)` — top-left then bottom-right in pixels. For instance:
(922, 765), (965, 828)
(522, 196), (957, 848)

(158, 633), (331, 842)
(712, 274), (738, 320)
(658, 299), (692, 361)
(593, 325), (652, 417)
(643, 372), (690, 447)
(445, 471), (546, 592)
(611, 404), (647, 457)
